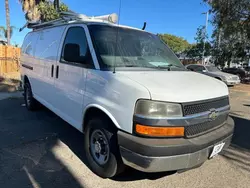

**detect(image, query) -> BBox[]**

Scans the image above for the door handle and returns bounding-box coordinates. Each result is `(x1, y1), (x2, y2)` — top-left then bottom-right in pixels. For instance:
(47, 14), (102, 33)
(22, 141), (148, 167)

(51, 65), (54, 77)
(56, 65), (59, 79)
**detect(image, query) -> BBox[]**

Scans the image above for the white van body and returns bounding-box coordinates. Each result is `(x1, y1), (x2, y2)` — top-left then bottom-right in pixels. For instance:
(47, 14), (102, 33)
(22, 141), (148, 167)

(21, 19), (234, 178)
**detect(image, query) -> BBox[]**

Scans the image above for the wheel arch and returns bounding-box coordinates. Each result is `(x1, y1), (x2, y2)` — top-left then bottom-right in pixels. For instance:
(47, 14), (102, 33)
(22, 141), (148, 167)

(22, 75), (30, 90)
(24, 75), (29, 83)
(214, 77), (222, 80)
(82, 104), (121, 132)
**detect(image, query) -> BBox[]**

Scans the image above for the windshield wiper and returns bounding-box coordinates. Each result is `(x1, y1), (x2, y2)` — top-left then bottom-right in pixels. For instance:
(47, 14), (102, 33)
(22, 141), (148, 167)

(124, 65), (139, 67)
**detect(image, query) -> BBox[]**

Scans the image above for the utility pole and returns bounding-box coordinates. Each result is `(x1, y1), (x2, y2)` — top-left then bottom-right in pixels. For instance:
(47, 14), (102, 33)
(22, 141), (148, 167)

(202, 12), (209, 65)
(54, 0), (60, 11)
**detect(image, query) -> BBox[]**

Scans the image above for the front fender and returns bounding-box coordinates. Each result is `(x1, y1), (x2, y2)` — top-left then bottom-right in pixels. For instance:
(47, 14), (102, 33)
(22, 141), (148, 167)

(83, 104), (121, 130)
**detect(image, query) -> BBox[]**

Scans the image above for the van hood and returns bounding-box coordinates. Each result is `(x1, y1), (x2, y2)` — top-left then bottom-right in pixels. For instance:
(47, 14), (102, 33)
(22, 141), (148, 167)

(118, 71), (229, 103)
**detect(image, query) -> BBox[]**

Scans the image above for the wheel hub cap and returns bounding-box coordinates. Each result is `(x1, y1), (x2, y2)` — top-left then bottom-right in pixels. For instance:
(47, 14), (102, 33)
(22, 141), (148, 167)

(90, 129), (110, 165)
(94, 141), (101, 153)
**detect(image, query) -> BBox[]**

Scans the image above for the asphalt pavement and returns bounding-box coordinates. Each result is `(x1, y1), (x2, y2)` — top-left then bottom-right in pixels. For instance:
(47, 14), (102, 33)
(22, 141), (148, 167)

(0, 88), (249, 188)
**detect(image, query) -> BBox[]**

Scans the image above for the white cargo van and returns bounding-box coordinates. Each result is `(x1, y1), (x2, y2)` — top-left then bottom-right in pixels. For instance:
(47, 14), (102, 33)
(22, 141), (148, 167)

(21, 12), (234, 178)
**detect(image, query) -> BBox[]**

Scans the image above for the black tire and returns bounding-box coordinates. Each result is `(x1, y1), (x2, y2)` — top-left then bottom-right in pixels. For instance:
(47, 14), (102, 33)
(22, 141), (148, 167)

(24, 82), (39, 111)
(84, 117), (124, 178)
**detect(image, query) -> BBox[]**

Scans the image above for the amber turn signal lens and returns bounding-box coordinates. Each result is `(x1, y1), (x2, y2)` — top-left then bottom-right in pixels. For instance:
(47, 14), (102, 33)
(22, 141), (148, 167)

(135, 124), (184, 137)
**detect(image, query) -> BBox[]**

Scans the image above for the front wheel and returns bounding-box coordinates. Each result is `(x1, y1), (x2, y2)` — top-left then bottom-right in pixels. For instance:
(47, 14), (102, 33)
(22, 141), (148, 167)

(84, 117), (124, 178)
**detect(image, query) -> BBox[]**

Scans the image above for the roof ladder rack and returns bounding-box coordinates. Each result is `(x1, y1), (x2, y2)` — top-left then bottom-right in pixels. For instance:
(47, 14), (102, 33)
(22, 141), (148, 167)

(19, 11), (118, 32)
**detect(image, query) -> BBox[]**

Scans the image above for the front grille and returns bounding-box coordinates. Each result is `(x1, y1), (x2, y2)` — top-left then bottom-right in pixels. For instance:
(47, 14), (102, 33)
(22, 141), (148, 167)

(185, 114), (228, 138)
(182, 97), (229, 116)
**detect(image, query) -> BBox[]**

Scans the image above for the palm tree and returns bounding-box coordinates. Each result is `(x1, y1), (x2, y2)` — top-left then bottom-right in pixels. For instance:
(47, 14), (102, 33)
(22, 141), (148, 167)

(5, 0), (11, 45)
(19, 0), (41, 21)
(18, 1), (69, 23)
(0, 26), (16, 40)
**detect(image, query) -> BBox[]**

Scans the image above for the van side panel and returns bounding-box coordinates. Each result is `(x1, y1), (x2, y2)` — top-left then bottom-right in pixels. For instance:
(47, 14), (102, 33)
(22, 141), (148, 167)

(32, 26), (66, 105)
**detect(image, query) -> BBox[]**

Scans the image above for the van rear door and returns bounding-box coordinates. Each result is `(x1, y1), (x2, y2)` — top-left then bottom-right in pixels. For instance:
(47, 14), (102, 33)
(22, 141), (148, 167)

(21, 32), (41, 96)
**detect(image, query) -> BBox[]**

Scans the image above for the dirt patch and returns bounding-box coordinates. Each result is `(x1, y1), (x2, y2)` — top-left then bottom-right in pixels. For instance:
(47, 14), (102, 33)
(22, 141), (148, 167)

(231, 84), (250, 93)
(0, 77), (21, 92)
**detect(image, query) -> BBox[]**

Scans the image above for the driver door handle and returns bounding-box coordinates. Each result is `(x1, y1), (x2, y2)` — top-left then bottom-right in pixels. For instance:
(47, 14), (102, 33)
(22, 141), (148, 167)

(51, 65), (54, 77)
(56, 65), (59, 79)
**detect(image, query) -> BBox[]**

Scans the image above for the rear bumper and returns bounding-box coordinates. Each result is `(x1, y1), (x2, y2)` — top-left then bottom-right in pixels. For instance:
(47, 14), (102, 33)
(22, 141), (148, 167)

(118, 117), (234, 172)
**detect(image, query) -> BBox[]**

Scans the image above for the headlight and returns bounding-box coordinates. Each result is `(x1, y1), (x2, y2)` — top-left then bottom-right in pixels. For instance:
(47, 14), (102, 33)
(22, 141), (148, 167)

(134, 100), (183, 118)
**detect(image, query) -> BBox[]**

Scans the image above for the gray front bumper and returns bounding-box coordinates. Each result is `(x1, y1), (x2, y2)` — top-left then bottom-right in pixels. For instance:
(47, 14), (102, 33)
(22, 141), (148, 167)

(118, 117), (234, 173)
(120, 135), (232, 172)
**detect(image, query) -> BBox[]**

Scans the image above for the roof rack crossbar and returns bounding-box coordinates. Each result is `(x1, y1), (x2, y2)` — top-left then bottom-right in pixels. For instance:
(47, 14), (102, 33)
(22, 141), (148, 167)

(28, 18), (66, 30)
(19, 11), (118, 31)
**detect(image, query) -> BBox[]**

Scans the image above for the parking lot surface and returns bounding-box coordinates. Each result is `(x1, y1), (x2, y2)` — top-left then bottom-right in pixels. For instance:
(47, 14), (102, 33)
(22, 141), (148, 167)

(0, 85), (249, 188)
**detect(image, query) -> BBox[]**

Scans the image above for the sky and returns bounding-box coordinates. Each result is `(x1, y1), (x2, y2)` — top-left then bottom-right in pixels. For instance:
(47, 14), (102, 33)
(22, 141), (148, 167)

(0, 0), (212, 46)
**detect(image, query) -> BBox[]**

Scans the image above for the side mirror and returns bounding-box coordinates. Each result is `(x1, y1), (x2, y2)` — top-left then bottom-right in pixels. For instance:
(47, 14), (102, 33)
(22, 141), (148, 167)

(202, 70), (207, 73)
(64, 43), (84, 63)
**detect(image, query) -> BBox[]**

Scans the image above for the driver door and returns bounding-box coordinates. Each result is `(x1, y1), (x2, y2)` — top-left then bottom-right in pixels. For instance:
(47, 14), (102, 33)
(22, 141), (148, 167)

(53, 25), (94, 130)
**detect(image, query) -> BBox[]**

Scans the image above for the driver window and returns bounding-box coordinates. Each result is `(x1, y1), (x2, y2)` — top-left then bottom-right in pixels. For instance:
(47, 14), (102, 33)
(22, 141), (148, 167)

(61, 27), (91, 65)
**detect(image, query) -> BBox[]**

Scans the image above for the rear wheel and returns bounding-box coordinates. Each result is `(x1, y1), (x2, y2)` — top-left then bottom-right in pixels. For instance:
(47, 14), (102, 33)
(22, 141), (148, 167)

(84, 117), (124, 178)
(24, 82), (39, 111)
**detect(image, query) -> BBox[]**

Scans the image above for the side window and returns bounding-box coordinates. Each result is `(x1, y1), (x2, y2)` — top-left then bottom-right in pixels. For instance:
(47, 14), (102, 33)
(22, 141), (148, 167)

(61, 27), (92, 66)
(21, 33), (39, 56)
(21, 34), (31, 54)
(34, 26), (65, 60)
(187, 65), (195, 71)
(194, 65), (205, 72)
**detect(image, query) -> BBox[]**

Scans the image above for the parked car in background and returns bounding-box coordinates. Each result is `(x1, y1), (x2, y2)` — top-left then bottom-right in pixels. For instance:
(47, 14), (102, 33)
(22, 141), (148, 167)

(186, 64), (240, 86)
(222, 67), (250, 80)
(245, 67), (250, 72)
(243, 67), (250, 83)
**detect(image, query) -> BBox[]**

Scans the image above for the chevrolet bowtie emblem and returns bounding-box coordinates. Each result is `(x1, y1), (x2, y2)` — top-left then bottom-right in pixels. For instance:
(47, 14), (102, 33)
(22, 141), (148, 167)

(209, 109), (218, 121)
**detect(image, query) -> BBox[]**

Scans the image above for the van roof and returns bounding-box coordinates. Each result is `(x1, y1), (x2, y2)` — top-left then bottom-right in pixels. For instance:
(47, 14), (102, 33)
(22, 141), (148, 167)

(30, 20), (145, 33)
(86, 22), (145, 32)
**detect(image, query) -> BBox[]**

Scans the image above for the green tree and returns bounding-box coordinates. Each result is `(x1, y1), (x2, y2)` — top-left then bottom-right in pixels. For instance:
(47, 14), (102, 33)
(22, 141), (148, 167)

(186, 26), (212, 60)
(0, 26), (16, 40)
(38, 1), (69, 22)
(19, 0), (69, 22)
(5, 0), (11, 45)
(204, 0), (250, 65)
(158, 34), (191, 54)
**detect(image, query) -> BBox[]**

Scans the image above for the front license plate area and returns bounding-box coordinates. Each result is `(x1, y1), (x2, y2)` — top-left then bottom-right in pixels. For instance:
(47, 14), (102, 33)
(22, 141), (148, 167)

(210, 143), (225, 158)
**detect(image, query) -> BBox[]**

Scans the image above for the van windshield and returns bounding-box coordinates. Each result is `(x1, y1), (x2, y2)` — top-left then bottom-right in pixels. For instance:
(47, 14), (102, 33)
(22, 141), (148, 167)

(88, 25), (184, 70)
